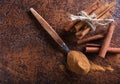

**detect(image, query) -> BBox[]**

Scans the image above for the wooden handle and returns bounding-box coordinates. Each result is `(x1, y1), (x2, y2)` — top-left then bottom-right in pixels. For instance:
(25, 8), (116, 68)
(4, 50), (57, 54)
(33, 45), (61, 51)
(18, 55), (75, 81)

(30, 8), (70, 52)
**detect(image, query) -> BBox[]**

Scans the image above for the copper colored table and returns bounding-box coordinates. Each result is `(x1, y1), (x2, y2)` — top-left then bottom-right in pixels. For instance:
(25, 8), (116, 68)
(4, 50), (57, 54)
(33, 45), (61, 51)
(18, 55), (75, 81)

(0, 0), (120, 84)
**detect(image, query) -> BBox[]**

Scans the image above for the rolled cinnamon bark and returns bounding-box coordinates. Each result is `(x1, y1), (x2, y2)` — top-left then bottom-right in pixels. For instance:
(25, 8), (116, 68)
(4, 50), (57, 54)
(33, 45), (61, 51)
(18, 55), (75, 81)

(98, 23), (115, 58)
(93, 2), (109, 16)
(77, 34), (104, 44)
(84, 0), (99, 14)
(86, 43), (101, 47)
(86, 47), (120, 53)
(96, 2), (115, 18)
(75, 21), (85, 32)
(77, 27), (91, 40)
(65, 20), (78, 31)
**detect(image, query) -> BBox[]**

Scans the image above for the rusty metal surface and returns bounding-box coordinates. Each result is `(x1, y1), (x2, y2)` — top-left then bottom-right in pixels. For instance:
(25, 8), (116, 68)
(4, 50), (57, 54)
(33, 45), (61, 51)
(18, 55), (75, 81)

(0, 0), (120, 84)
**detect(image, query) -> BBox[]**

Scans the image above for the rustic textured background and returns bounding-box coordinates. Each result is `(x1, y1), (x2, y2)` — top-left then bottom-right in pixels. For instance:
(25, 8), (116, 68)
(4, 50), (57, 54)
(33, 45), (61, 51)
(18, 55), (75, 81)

(0, 0), (120, 84)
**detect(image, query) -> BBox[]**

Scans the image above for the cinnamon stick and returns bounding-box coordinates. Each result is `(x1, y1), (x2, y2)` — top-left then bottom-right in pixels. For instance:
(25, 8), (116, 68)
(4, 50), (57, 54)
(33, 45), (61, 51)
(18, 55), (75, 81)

(86, 43), (101, 47)
(96, 2), (115, 18)
(75, 21), (85, 32)
(77, 34), (104, 44)
(98, 23), (115, 58)
(78, 28), (91, 39)
(100, 9), (112, 19)
(75, 30), (82, 36)
(93, 2), (109, 16)
(65, 20), (78, 31)
(86, 47), (120, 53)
(84, 0), (99, 14)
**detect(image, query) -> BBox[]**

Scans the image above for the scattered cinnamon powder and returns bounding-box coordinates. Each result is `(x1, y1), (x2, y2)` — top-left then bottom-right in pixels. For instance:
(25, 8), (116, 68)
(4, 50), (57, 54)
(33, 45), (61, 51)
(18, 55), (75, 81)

(90, 61), (114, 72)
(104, 66), (114, 72)
(90, 61), (105, 72)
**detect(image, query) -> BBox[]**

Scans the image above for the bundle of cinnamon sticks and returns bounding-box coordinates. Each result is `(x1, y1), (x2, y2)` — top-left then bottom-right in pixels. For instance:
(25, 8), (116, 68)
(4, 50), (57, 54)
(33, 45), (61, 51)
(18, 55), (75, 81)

(64, 0), (119, 58)
(65, 0), (115, 41)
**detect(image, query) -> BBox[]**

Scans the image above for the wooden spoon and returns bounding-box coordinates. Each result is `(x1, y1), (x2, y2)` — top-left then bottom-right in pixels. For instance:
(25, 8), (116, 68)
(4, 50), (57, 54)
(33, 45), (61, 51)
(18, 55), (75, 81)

(30, 8), (90, 75)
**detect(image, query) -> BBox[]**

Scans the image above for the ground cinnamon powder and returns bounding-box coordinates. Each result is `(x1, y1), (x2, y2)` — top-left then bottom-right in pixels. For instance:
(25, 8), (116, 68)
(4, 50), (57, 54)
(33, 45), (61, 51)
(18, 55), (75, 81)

(67, 51), (90, 75)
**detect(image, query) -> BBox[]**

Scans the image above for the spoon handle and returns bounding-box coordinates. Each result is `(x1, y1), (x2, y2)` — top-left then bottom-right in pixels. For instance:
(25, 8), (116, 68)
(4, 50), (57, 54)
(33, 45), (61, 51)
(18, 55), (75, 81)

(30, 8), (70, 52)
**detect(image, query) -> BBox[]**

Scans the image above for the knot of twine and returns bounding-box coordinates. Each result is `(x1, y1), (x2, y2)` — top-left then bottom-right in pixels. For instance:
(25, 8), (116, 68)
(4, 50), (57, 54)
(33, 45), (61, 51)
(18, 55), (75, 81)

(69, 11), (114, 31)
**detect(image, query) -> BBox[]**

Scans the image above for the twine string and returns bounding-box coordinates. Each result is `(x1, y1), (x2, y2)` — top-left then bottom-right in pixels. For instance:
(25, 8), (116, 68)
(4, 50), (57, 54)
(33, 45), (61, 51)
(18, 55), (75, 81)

(69, 11), (114, 31)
